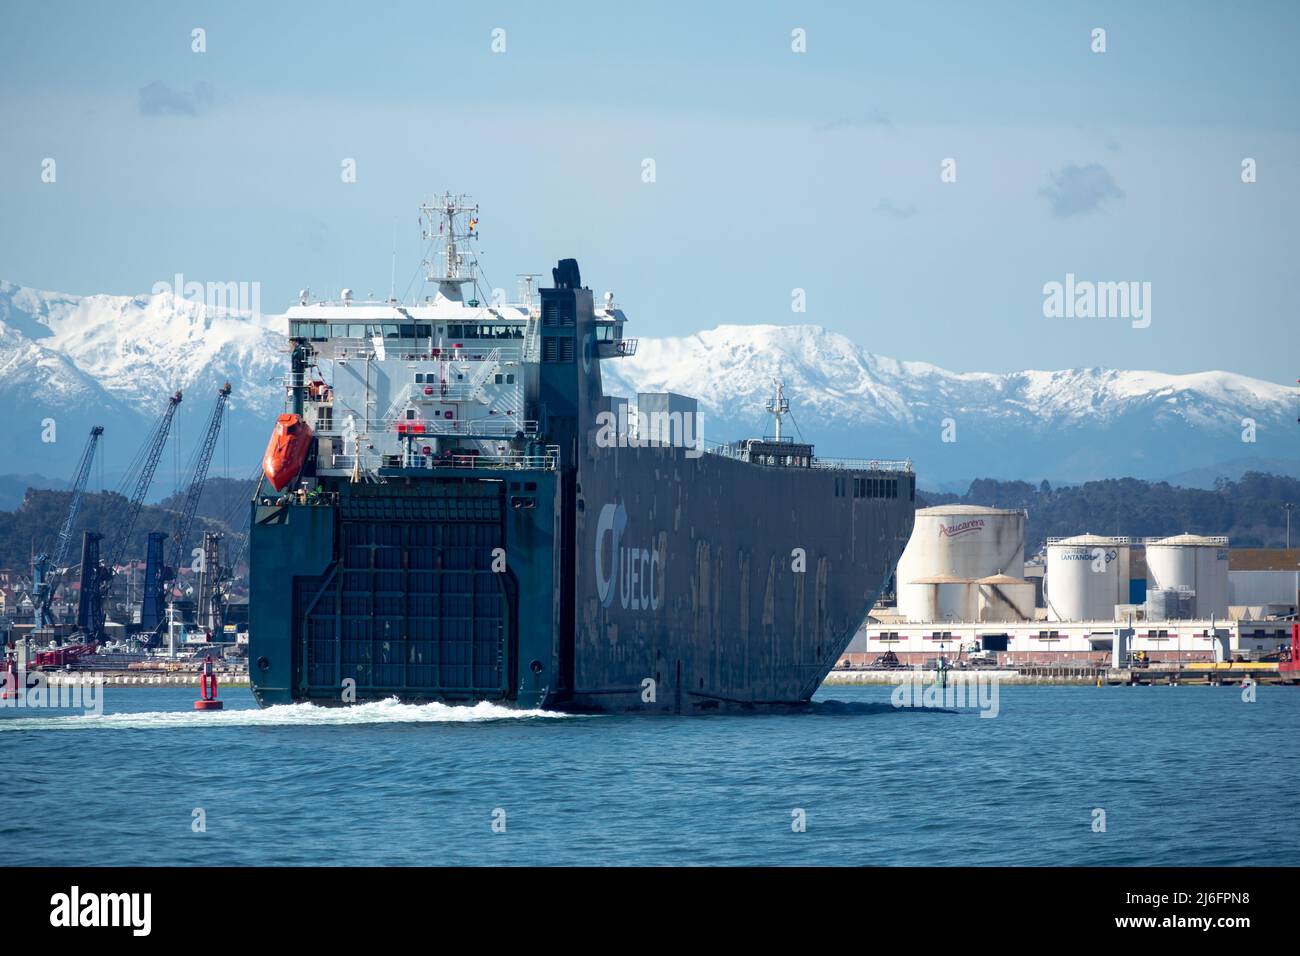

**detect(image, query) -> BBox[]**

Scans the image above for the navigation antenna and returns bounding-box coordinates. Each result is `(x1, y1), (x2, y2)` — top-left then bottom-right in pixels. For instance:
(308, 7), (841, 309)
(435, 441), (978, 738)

(766, 380), (790, 441)
(517, 273), (543, 310)
(419, 192), (480, 303)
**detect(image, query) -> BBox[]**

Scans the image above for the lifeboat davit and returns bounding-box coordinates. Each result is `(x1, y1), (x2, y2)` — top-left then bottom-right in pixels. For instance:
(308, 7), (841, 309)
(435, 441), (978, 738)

(262, 413), (313, 491)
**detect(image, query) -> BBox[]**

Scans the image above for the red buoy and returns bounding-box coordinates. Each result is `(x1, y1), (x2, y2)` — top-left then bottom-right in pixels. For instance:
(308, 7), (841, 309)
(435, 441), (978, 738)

(194, 658), (224, 711)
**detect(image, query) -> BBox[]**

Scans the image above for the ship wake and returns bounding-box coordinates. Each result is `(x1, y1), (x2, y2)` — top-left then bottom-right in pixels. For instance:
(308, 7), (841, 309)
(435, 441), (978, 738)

(0, 697), (573, 731)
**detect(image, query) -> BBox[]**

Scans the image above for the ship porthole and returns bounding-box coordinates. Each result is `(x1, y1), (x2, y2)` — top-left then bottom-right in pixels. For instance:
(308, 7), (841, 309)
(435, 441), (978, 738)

(529, 659), (543, 674)
(256, 656), (270, 671)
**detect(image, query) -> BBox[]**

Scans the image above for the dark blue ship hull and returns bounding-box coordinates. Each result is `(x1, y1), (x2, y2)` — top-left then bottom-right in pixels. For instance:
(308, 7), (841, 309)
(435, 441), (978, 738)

(249, 274), (914, 712)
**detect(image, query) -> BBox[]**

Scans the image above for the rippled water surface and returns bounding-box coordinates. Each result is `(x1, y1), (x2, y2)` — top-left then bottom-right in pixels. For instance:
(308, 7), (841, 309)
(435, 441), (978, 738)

(3, 683), (1297, 865)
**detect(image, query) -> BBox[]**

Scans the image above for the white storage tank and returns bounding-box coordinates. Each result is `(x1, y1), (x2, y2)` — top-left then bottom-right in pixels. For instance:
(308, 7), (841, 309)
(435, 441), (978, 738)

(1146, 534), (1229, 619)
(1045, 534), (1131, 622)
(976, 573), (1036, 622)
(896, 506), (1025, 623)
(907, 575), (974, 623)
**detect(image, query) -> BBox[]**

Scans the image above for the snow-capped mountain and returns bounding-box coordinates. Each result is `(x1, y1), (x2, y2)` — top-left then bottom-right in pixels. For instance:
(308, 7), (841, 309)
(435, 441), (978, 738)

(0, 280), (284, 483)
(601, 325), (1298, 483)
(1, 282), (1295, 487)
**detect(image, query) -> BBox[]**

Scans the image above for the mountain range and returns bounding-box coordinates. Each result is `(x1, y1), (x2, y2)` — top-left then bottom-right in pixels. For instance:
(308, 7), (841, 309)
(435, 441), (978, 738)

(1, 280), (1295, 491)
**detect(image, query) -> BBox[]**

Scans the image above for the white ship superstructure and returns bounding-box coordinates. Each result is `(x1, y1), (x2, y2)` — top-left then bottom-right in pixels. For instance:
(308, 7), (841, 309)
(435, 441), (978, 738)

(283, 193), (634, 478)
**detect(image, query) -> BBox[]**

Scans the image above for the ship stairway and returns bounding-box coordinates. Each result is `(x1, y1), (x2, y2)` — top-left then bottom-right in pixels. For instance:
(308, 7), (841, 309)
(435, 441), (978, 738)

(453, 347), (504, 404)
(376, 350), (535, 436)
(522, 313), (541, 363)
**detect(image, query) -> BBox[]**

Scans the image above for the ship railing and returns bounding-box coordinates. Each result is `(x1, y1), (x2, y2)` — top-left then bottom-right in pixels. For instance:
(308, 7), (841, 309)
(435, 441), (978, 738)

(325, 341), (525, 363)
(255, 489), (341, 507)
(703, 441), (912, 473)
(325, 417), (537, 438)
(811, 457), (914, 473)
(595, 338), (638, 358)
(704, 441), (744, 461)
(330, 448), (560, 472)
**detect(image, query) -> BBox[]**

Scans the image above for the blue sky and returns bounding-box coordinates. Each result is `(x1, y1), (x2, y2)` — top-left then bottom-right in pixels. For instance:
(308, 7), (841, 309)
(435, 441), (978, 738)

(1, 0), (1297, 383)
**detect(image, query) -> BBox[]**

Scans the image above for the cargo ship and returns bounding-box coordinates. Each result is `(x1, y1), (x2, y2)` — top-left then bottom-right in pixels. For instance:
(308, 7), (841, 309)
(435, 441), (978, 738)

(248, 194), (916, 712)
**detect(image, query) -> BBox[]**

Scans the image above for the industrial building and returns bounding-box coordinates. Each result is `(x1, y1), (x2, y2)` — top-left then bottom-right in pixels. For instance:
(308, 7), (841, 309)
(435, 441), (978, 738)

(847, 505), (1298, 666)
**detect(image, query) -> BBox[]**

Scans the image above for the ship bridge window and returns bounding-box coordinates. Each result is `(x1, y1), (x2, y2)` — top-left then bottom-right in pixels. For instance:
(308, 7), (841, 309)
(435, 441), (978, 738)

(291, 322), (330, 340)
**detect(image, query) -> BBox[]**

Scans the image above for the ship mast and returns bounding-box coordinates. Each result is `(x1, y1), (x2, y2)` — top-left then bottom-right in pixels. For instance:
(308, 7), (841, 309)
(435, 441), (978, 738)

(766, 379), (790, 441)
(419, 192), (479, 303)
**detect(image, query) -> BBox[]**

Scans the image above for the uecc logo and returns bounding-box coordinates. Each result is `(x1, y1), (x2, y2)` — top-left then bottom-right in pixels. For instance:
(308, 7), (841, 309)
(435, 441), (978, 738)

(595, 503), (660, 611)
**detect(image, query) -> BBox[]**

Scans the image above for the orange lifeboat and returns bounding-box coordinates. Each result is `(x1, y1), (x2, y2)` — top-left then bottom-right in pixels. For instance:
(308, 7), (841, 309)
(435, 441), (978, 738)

(262, 413), (313, 491)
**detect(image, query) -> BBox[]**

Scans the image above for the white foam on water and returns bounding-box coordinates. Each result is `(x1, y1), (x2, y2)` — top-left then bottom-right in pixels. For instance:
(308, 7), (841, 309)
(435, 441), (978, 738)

(0, 696), (572, 731)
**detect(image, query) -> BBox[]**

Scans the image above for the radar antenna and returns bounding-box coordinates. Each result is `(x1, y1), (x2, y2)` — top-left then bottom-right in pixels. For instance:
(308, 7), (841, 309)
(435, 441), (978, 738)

(419, 192), (480, 303)
(765, 380), (791, 442)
